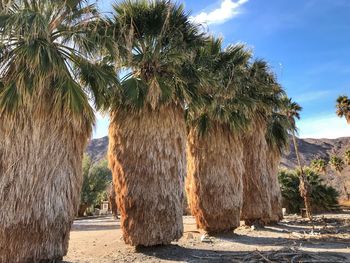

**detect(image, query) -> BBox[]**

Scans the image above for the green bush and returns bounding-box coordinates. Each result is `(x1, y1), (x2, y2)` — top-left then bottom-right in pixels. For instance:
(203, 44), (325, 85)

(278, 168), (339, 214)
(80, 156), (112, 209)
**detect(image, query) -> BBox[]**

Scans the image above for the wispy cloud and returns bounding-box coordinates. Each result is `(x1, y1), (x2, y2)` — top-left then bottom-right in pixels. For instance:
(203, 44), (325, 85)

(293, 90), (331, 103)
(190, 0), (249, 25)
(297, 114), (350, 139)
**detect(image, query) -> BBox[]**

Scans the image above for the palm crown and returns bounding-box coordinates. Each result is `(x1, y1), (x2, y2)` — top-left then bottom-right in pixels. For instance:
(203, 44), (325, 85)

(265, 110), (293, 155)
(310, 158), (327, 174)
(0, 0), (116, 127)
(336, 95), (350, 123)
(186, 37), (254, 136)
(280, 97), (302, 129)
(110, 0), (203, 111)
(240, 60), (288, 139)
(329, 156), (344, 174)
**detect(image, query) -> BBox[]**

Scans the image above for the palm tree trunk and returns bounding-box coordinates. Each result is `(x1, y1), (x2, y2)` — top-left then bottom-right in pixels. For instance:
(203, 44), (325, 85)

(291, 132), (313, 220)
(266, 151), (283, 222)
(186, 125), (244, 233)
(241, 121), (272, 226)
(108, 105), (185, 246)
(108, 183), (118, 219)
(0, 108), (89, 263)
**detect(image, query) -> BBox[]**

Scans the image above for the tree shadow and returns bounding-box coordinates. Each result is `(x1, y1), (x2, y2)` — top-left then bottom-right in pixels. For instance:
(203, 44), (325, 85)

(71, 224), (120, 231)
(134, 244), (350, 262)
(71, 216), (120, 231)
(201, 225), (350, 250)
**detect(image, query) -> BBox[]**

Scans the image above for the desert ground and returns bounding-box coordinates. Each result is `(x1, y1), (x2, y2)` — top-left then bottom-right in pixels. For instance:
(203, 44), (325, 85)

(64, 213), (350, 263)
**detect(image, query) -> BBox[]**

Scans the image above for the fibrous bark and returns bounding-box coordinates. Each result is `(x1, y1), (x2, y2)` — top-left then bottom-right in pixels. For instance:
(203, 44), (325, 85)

(241, 122), (272, 226)
(108, 182), (118, 218)
(0, 106), (89, 263)
(266, 151), (283, 222)
(108, 105), (185, 246)
(186, 125), (244, 233)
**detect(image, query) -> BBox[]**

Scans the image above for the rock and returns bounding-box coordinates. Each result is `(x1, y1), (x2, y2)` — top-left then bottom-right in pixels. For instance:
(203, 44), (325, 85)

(200, 233), (212, 243)
(186, 233), (194, 240)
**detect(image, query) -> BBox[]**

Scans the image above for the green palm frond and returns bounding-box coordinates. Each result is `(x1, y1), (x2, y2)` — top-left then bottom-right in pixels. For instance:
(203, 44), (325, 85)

(245, 60), (286, 124)
(310, 158), (327, 174)
(0, 0), (118, 123)
(265, 112), (292, 154)
(329, 156), (344, 174)
(186, 36), (254, 137)
(109, 0), (204, 111)
(279, 96), (302, 130)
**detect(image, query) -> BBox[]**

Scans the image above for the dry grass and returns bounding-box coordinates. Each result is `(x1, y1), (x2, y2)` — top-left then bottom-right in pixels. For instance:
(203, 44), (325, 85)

(108, 105), (186, 246)
(0, 105), (90, 262)
(186, 125), (244, 233)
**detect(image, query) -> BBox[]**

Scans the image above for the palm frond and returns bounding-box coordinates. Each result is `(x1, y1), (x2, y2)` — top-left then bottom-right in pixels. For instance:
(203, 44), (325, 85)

(109, 0), (205, 111)
(0, 0), (117, 125)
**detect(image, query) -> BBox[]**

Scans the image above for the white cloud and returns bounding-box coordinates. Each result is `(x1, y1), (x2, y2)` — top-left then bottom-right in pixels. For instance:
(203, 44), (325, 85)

(190, 0), (249, 25)
(297, 114), (350, 139)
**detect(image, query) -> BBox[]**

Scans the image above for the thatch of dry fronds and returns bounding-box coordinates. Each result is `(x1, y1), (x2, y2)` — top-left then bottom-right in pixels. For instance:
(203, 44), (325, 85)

(241, 122), (273, 226)
(108, 105), (185, 246)
(186, 125), (244, 233)
(266, 150), (283, 222)
(107, 182), (119, 218)
(0, 106), (90, 262)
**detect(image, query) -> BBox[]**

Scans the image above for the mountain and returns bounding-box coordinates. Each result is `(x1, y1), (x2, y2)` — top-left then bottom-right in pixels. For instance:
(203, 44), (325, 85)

(87, 136), (350, 199)
(87, 136), (109, 162)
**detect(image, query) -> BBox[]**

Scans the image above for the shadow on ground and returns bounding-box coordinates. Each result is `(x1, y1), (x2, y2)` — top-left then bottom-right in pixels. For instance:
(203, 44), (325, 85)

(133, 245), (350, 263)
(71, 216), (120, 232)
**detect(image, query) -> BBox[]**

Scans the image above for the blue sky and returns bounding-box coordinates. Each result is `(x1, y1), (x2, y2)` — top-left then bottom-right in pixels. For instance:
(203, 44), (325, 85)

(93, 0), (350, 139)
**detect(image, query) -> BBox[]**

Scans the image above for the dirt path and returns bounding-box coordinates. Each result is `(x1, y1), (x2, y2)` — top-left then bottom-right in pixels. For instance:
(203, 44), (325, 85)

(64, 214), (350, 262)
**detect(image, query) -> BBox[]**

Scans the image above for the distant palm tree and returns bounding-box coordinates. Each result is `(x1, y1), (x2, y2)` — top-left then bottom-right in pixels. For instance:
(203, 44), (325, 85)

(0, 1), (116, 262)
(281, 97), (313, 220)
(344, 150), (350, 165)
(107, 0), (203, 246)
(310, 158), (327, 174)
(336, 96), (350, 123)
(329, 156), (344, 175)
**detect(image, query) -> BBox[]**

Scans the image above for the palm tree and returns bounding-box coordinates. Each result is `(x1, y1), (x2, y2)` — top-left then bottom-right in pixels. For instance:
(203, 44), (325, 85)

(185, 38), (252, 233)
(0, 1), (116, 262)
(265, 109), (294, 223)
(240, 60), (285, 226)
(310, 158), (327, 174)
(344, 150), (350, 165)
(107, 0), (203, 246)
(336, 95), (350, 123)
(281, 97), (313, 220)
(329, 156), (344, 175)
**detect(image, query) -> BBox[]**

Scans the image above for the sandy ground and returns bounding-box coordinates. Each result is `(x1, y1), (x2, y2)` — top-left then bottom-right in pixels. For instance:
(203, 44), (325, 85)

(64, 213), (350, 263)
